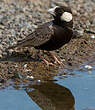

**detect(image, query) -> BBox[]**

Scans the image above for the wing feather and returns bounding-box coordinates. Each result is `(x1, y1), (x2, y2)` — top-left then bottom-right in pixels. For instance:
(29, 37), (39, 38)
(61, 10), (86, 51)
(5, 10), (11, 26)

(8, 22), (54, 49)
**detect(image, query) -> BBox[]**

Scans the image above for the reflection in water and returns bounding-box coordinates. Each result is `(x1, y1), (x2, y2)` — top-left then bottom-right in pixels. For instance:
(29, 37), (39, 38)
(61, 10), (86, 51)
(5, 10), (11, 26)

(25, 82), (75, 110)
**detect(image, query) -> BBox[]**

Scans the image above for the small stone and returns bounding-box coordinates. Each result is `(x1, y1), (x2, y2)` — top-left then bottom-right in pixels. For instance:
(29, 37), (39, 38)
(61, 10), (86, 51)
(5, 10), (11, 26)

(8, 49), (14, 55)
(15, 64), (18, 67)
(0, 44), (3, 50)
(37, 80), (41, 83)
(2, 52), (7, 56)
(32, 24), (38, 29)
(90, 35), (95, 39)
(25, 69), (31, 72)
(85, 65), (93, 69)
(72, 9), (78, 15)
(76, 30), (84, 36)
(24, 64), (27, 68)
(0, 78), (5, 83)
(26, 75), (34, 81)
(0, 54), (2, 58)
(11, 29), (16, 36)
(0, 49), (2, 54)
(14, 72), (23, 79)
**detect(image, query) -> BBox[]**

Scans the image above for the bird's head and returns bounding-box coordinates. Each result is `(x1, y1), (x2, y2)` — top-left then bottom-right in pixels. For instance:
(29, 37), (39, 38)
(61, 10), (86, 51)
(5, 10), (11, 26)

(48, 6), (73, 27)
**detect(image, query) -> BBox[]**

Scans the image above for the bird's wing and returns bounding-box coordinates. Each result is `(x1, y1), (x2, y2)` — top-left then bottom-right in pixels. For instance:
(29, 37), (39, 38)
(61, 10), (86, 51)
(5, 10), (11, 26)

(8, 22), (54, 49)
(25, 23), (54, 47)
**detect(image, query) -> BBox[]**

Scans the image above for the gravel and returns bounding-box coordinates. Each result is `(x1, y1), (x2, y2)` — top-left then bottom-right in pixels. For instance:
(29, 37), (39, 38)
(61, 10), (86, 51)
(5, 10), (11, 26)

(0, 0), (95, 86)
(0, 0), (95, 58)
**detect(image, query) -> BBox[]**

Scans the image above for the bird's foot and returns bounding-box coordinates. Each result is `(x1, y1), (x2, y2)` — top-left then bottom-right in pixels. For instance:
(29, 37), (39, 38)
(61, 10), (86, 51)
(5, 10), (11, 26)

(42, 59), (54, 66)
(37, 50), (63, 66)
(37, 52), (54, 66)
(54, 59), (63, 65)
(49, 52), (63, 65)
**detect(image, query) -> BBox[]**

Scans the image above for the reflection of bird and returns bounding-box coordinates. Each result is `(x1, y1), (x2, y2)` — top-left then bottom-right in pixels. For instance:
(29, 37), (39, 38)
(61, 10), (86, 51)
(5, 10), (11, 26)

(8, 6), (73, 65)
(26, 82), (75, 110)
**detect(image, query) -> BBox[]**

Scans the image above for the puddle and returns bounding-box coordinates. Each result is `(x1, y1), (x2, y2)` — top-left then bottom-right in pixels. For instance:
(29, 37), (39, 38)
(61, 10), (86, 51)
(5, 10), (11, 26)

(0, 88), (41, 110)
(55, 69), (95, 110)
(0, 66), (95, 110)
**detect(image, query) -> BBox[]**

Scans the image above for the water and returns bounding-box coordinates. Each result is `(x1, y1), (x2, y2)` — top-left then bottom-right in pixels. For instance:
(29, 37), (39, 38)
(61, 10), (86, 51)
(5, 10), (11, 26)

(0, 89), (41, 110)
(56, 69), (95, 110)
(0, 67), (95, 110)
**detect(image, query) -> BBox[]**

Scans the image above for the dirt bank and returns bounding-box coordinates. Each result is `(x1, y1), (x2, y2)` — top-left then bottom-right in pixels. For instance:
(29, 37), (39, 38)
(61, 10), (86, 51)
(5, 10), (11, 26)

(0, 0), (95, 87)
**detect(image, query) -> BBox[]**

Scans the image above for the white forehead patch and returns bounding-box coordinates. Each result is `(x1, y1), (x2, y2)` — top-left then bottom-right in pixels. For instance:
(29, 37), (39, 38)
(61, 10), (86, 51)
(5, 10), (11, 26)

(48, 6), (59, 16)
(61, 12), (72, 22)
(51, 6), (59, 11)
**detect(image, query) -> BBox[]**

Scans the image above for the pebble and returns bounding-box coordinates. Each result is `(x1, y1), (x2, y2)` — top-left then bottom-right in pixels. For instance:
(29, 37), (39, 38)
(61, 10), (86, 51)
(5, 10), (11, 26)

(0, 0), (95, 59)
(37, 80), (41, 83)
(90, 35), (95, 39)
(14, 72), (23, 79)
(77, 30), (84, 35)
(0, 78), (5, 83)
(0, 54), (2, 58)
(26, 75), (34, 81)
(84, 65), (93, 69)
(25, 69), (31, 72)
(0, 49), (2, 54)
(2, 52), (7, 56)
(24, 64), (27, 68)
(8, 49), (14, 53)
(74, 29), (84, 36)
(15, 64), (18, 67)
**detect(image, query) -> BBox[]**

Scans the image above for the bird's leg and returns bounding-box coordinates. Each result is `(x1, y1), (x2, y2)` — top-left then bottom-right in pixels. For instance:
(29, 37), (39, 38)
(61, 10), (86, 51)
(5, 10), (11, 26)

(49, 51), (63, 65)
(37, 50), (54, 66)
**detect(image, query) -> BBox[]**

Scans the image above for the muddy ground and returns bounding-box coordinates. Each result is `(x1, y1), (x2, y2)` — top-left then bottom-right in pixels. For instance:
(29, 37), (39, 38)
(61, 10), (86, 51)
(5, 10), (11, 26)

(0, 0), (95, 87)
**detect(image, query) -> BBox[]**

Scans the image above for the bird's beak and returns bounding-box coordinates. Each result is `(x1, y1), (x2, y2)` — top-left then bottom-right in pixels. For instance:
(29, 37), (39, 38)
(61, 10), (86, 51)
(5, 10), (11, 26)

(48, 7), (56, 16)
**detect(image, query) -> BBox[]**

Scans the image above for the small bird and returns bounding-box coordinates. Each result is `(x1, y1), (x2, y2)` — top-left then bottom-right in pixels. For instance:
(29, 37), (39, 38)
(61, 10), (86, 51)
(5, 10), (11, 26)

(8, 6), (73, 65)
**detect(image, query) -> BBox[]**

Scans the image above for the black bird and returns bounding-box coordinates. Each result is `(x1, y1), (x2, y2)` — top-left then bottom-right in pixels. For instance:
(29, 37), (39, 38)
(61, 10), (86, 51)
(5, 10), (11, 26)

(8, 6), (73, 65)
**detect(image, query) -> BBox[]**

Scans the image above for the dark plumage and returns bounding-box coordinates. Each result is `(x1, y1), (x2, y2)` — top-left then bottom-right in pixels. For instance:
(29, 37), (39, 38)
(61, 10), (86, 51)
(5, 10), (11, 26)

(35, 22), (73, 51)
(8, 6), (73, 65)
(9, 6), (73, 50)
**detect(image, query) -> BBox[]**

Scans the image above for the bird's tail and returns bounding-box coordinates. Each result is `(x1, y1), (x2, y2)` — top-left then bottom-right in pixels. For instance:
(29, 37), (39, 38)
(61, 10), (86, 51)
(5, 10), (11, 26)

(8, 44), (19, 49)
(5, 44), (18, 52)
(8, 41), (25, 49)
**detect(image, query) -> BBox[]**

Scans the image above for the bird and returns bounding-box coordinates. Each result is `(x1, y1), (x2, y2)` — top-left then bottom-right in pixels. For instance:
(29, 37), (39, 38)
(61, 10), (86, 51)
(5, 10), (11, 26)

(8, 6), (73, 66)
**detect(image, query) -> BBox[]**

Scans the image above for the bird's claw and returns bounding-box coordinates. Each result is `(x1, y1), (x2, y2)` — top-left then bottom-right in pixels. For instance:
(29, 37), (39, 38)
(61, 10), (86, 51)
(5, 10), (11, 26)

(54, 60), (63, 65)
(42, 60), (54, 66)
